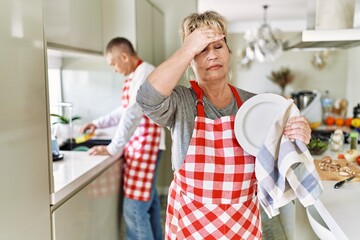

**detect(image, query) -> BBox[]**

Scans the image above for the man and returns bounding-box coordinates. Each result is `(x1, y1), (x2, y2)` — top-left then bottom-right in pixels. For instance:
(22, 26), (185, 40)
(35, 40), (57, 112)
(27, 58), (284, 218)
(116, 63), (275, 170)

(80, 37), (164, 240)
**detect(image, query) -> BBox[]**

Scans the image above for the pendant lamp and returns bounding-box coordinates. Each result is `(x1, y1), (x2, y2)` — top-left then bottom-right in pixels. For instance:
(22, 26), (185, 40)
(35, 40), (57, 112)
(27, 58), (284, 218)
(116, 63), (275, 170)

(243, 5), (283, 63)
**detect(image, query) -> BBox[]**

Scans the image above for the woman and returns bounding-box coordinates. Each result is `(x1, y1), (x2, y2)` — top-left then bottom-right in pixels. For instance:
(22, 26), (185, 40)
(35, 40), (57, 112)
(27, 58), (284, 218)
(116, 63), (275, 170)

(137, 11), (311, 239)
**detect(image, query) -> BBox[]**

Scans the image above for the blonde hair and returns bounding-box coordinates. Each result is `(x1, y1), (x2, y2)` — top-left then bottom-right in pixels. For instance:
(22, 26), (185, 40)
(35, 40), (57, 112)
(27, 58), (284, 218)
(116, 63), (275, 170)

(180, 11), (228, 43)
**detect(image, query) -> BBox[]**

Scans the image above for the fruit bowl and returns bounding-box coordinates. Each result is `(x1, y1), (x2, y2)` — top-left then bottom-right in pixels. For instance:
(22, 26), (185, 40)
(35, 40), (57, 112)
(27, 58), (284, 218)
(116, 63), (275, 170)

(307, 138), (329, 155)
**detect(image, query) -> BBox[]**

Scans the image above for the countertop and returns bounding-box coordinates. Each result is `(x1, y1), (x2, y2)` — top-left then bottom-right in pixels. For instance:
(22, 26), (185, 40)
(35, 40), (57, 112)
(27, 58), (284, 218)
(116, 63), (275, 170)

(51, 128), (118, 208)
(51, 151), (119, 208)
(313, 146), (360, 240)
(314, 181), (360, 240)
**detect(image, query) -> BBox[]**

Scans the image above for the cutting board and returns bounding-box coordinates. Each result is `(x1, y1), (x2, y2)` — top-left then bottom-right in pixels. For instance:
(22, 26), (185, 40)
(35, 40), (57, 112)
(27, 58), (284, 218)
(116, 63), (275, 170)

(314, 158), (360, 182)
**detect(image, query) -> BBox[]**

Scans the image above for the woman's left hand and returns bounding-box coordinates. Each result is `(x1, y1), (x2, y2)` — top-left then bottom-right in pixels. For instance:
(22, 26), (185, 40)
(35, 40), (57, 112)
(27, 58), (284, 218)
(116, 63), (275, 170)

(283, 115), (311, 144)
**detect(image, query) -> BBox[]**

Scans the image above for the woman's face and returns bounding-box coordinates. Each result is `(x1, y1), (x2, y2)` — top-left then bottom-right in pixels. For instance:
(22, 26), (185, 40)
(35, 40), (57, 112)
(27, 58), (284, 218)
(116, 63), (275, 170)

(192, 39), (230, 83)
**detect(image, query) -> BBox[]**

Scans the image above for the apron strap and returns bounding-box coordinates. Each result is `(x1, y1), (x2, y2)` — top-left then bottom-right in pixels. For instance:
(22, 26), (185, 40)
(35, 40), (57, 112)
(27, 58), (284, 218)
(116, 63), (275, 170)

(190, 81), (243, 117)
(189, 80), (205, 117)
(229, 84), (243, 108)
(122, 59), (144, 108)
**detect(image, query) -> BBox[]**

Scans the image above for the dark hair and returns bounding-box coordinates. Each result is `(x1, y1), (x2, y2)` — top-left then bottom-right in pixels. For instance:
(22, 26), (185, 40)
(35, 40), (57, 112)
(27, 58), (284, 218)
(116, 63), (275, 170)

(106, 37), (136, 55)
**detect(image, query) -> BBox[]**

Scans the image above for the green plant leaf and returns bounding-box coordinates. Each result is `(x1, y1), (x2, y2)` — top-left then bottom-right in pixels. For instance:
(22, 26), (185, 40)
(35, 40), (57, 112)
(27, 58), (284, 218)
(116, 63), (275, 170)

(50, 113), (81, 124)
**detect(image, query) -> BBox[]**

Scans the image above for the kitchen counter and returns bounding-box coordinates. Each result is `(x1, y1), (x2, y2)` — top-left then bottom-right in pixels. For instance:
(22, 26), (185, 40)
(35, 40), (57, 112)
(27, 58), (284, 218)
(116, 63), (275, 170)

(312, 147), (360, 240)
(314, 181), (360, 240)
(51, 151), (120, 208)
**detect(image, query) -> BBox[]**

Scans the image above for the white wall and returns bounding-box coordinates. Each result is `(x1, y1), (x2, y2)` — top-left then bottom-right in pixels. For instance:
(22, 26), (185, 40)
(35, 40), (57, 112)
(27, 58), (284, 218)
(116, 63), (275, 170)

(61, 56), (123, 124)
(228, 32), (349, 101)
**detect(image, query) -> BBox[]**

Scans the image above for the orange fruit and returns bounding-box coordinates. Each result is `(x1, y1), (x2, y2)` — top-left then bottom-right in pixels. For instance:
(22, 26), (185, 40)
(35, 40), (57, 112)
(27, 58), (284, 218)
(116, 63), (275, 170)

(345, 118), (353, 127)
(325, 116), (335, 126)
(335, 118), (344, 126)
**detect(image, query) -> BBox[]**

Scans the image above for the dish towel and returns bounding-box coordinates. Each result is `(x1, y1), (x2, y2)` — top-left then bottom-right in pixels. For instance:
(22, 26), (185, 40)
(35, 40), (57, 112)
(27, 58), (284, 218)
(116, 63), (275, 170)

(255, 99), (323, 218)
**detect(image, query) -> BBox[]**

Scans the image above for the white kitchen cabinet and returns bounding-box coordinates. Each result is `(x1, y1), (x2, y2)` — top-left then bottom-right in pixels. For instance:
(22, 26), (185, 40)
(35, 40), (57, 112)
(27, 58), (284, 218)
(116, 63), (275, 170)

(152, 6), (165, 66)
(102, 0), (164, 65)
(52, 161), (122, 240)
(44, 0), (103, 53)
(136, 0), (153, 64)
(101, 0), (137, 48)
(279, 202), (295, 240)
(0, 0), (52, 239)
(136, 0), (165, 66)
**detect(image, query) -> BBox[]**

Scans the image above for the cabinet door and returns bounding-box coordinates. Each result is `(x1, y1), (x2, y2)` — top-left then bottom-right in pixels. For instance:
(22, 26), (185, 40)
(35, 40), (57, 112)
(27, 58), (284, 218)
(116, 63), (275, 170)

(0, 0), (52, 239)
(136, 0), (154, 64)
(152, 6), (165, 66)
(52, 161), (122, 240)
(44, 0), (103, 53)
(102, 0), (137, 50)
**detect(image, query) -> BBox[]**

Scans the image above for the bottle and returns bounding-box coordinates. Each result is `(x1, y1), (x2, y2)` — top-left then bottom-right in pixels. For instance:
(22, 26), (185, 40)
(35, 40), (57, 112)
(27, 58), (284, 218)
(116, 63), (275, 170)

(350, 131), (358, 150)
(321, 90), (333, 123)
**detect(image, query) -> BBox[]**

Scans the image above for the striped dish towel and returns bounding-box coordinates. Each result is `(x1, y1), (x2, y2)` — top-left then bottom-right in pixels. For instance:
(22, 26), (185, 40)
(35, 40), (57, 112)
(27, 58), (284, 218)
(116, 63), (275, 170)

(255, 99), (323, 218)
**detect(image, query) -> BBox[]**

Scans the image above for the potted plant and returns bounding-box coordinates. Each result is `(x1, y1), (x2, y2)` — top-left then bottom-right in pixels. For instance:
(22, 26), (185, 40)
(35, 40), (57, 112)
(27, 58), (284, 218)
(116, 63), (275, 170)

(50, 113), (81, 140)
(267, 67), (294, 96)
(50, 113), (81, 125)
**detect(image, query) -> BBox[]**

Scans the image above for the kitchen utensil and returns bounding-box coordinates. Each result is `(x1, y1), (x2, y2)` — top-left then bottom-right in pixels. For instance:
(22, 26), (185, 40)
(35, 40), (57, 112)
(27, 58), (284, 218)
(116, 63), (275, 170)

(234, 93), (288, 156)
(334, 175), (356, 189)
(292, 90), (322, 123)
(75, 132), (95, 144)
(291, 91), (316, 110)
(353, 103), (360, 118)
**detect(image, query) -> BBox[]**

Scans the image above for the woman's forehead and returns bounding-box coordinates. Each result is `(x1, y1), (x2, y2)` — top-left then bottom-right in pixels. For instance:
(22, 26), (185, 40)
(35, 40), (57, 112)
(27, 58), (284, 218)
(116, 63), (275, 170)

(185, 24), (224, 36)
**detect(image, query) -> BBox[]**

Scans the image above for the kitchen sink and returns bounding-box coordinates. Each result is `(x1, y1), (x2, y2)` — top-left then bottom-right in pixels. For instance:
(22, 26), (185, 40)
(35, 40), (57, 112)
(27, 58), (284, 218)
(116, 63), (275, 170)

(60, 139), (111, 151)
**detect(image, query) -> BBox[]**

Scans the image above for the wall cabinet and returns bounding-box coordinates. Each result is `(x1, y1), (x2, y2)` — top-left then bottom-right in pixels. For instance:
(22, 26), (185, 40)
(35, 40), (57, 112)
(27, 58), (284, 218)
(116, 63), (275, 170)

(52, 161), (122, 240)
(136, 0), (165, 66)
(44, 0), (103, 53)
(101, 0), (137, 49)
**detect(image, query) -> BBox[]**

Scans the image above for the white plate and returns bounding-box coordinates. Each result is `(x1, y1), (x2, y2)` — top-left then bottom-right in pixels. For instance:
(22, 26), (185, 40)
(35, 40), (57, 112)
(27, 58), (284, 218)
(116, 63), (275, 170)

(234, 93), (287, 156)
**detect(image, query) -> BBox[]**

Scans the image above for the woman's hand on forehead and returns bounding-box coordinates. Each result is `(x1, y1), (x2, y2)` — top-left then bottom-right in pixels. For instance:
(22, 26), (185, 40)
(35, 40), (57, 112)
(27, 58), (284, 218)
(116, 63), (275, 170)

(183, 27), (224, 57)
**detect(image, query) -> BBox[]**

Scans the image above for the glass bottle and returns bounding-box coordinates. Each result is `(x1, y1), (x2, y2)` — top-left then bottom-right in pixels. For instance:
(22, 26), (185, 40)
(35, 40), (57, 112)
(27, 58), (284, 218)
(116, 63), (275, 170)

(350, 131), (358, 150)
(321, 90), (333, 123)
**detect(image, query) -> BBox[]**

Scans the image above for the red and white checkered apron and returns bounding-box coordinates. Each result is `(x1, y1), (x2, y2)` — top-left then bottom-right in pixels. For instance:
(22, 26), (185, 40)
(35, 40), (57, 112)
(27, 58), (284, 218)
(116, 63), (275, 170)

(165, 81), (262, 240)
(121, 60), (161, 201)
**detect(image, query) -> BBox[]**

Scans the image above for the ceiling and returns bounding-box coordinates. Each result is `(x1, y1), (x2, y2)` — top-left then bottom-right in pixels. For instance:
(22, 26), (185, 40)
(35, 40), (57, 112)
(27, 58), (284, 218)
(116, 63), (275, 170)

(198, 0), (360, 33)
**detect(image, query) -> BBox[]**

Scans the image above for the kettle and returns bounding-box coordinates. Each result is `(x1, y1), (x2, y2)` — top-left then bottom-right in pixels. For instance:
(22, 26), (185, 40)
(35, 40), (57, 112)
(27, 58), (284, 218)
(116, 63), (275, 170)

(291, 91), (317, 110)
(291, 90), (322, 123)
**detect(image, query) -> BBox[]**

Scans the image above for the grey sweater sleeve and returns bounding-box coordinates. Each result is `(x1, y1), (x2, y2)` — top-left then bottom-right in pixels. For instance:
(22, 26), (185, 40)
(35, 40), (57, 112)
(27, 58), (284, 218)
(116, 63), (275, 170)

(137, 80), (197, 170)
(137, 80), (256, 171)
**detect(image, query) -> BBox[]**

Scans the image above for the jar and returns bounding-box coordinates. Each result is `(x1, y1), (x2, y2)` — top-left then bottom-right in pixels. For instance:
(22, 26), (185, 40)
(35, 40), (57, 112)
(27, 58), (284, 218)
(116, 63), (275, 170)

(350, 131), (358, 150)
(330, 129), (344, 152)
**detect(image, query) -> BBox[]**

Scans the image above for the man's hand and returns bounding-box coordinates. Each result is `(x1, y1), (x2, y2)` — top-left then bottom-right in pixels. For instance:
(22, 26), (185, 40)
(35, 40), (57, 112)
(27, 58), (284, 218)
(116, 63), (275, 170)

(80, 123), (97, 134)
(88, 145), (110, 155)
